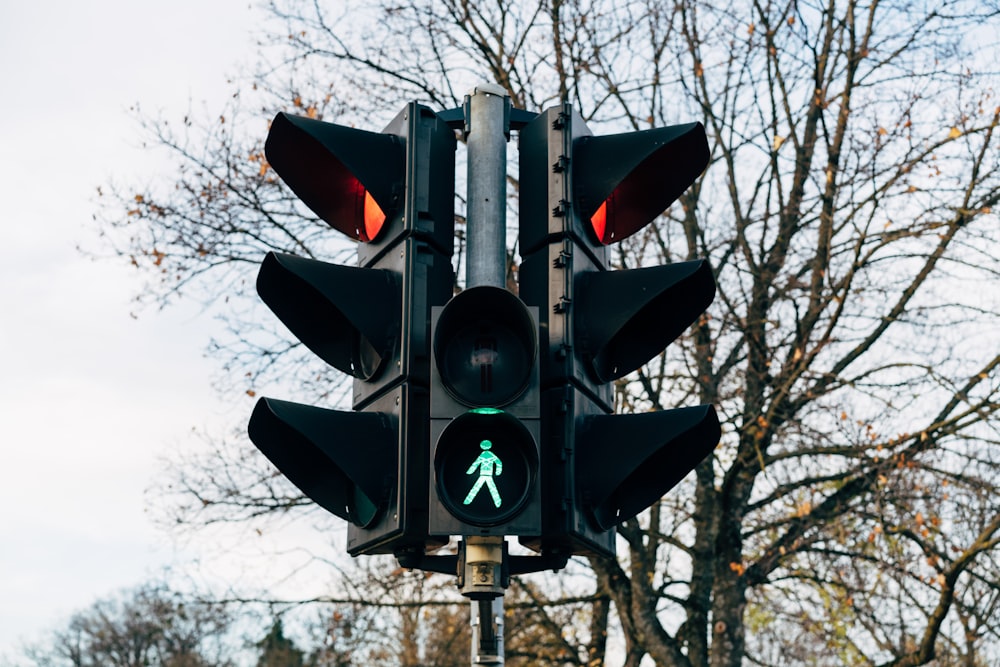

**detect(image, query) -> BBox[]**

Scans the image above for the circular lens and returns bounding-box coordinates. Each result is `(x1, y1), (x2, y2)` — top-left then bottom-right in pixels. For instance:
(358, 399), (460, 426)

(434, 410), (536, 527)
(434, 287), (536, 407)
(348, 485), (379, 528)
(351, 331), (384, 381)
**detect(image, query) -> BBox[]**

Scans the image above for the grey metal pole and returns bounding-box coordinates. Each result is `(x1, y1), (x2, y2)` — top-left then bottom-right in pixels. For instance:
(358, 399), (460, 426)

(470, 597), (505, 665)
(462, 537), (505, 665)
(464, 83), (509, 289)
(462, 82), (511, 667)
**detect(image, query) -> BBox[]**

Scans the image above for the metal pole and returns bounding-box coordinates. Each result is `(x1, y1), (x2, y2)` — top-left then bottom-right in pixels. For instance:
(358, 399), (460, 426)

(470, 597), (504, 665)
(462, 537), (505, 665)
(464, 83), (509, 289)
(462, 82), (511, 666)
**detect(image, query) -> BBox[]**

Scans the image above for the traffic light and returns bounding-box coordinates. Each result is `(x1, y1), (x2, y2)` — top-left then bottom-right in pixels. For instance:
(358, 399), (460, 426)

(518, 103), (721, 558)
(428, 286), (542, 537)
(248, 102), (456, 556)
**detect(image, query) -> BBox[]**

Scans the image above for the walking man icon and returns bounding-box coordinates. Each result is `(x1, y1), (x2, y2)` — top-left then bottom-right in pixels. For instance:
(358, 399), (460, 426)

(463, 439), (503, 508)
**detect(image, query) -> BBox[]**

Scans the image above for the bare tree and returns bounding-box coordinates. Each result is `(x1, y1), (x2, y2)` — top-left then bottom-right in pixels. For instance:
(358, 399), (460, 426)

(20, 584), (233, 667)
(95, 0), (1000, 665)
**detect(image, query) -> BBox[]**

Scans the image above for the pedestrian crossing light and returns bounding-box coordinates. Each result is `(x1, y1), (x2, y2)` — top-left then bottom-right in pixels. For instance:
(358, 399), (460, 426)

(466, 440), (502, 508)
(434, 408), (537, 527)
(429, 286), (542, 537)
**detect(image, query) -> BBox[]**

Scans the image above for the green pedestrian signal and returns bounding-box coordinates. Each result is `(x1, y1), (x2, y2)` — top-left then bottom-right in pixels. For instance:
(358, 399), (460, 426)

(464, 440), (503, 508)
(428, 285), (542, 537)
(434, 410), (536, 527)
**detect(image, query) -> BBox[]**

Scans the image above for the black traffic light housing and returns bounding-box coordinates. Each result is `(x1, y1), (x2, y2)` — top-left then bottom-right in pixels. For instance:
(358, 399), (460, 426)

(265, 107), (455, 260)
(247, 95), (721, 565)
(518, 103), (721, 558)
(248, 102), (456, 556)
(255, 252), (400, 382)
(249, 391), (399, 528)
(428, 286), (542, 537)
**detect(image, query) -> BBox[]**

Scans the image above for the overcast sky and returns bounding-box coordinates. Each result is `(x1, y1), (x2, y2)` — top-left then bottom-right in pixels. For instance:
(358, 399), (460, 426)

(0, 1), (263, 658)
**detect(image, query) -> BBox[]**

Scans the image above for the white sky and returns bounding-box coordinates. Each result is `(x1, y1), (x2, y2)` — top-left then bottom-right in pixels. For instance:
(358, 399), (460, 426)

(0, 0), (261, 658)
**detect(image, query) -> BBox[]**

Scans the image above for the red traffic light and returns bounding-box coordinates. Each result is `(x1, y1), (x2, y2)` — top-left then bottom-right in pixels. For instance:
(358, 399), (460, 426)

(362, 190), (387, 242)
(574, 122), (710, 245)
(265, 112), (403, 242)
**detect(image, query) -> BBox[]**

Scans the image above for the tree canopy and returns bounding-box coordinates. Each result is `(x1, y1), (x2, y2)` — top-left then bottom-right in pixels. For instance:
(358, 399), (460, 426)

(19, 584), (233, 667)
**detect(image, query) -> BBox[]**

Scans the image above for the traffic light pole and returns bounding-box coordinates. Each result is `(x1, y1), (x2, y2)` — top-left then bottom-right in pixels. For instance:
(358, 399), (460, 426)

(462, 537), (505, 665)
(471, 598), (504, 665)
(449, 85), (570, 667)
(465, 83), (509, 289)
(415, 86), (563, 666)
(464, 84), (510, 666)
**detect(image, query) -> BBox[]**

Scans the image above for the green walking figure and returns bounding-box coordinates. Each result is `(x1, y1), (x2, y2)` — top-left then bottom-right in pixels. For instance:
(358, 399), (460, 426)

(463, 439), (503, 508)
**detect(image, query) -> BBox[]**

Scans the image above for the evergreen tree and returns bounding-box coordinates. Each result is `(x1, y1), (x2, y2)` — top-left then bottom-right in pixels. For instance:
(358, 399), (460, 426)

(256, 619), (305, 667)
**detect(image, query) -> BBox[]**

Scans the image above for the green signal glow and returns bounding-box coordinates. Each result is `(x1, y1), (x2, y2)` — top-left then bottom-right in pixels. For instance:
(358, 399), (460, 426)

(469, 407), (505, 415)
(463, 439), (503, 508)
